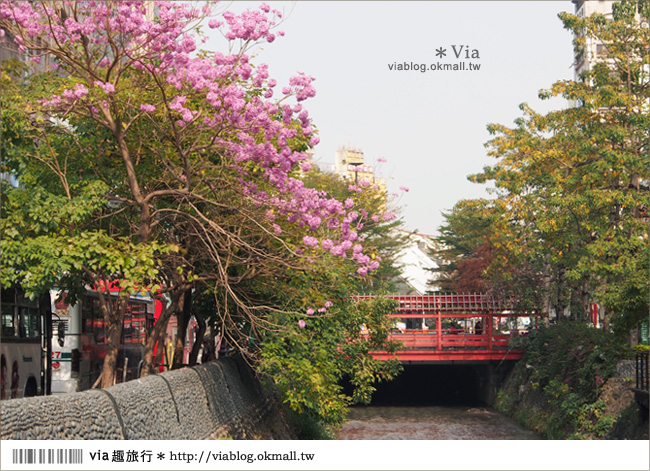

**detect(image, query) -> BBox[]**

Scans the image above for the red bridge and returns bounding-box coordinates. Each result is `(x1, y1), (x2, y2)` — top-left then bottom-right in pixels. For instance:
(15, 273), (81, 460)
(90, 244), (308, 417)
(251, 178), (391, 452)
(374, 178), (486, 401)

(355, 294), (539, 364)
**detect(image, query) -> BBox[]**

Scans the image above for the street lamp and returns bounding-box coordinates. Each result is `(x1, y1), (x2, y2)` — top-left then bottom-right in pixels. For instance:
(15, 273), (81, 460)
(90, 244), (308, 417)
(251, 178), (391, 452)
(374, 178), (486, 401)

(349, 161), (363, 184)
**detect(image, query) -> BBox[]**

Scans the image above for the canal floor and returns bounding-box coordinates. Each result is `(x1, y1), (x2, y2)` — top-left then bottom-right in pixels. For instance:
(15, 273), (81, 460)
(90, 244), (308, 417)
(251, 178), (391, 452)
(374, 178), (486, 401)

(336, 405), (539, 440)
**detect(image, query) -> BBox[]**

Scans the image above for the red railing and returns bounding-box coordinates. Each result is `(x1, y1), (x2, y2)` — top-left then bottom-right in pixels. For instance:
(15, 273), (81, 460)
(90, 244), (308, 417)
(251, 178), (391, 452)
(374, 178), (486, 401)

(354, 294), (538, 362)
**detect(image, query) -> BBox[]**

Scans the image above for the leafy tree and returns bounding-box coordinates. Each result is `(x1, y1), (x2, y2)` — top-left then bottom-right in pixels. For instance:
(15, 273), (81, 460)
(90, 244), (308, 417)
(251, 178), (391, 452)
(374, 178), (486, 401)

(0, 1), (393, 389)
(462, 0), (649, 331)
(430, 199), (496, 292)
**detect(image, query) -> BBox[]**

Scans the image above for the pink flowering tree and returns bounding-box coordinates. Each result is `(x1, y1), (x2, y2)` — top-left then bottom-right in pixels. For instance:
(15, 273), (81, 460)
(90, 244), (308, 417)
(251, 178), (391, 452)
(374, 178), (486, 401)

(0, 1), (389, 391)
(248, 169), (405, 425)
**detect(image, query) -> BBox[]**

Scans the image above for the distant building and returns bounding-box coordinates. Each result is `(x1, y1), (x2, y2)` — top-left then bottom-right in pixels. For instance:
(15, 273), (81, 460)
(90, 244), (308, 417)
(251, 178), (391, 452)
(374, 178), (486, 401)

(393, 231), (440, 295)
(572, 0), (618, 80)
(571, 1), (648, 112)
(333, 146), (385, 191)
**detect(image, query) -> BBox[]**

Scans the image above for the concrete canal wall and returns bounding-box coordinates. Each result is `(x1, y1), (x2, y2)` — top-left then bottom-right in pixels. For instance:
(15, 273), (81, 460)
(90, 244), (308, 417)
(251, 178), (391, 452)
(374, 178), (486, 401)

(0, 356), (293, 440)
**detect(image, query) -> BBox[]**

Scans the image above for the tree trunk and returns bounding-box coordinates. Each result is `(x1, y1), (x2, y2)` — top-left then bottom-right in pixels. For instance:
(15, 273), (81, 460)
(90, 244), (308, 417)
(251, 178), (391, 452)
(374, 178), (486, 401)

(580, 279), (591, 323)
(98, 294), (127, 389)
(189, 310), (206, 366)
(555, 265), (567, 321)
(541, 259), (551, 327)
(153, 332), (166, 373)
(172, 290), (191, 370)
(140, 291), (184, 377)
(114, 130), (151, 243)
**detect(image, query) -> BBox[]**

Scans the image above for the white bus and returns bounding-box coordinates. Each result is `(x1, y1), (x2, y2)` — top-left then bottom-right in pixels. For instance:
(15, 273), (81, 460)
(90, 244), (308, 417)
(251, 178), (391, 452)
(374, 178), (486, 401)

(1, 288), (43, 399)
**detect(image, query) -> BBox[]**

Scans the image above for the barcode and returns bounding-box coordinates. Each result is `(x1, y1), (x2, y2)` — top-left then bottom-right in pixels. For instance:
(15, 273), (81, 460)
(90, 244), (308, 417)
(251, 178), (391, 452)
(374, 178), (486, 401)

(12, 449), (83, 465)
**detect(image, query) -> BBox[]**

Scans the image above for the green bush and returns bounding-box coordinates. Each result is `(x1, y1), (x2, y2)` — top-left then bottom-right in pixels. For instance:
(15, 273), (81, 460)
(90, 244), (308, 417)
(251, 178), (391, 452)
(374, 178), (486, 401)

(525, 321), (627, 403)
(500, 322), (630, 439)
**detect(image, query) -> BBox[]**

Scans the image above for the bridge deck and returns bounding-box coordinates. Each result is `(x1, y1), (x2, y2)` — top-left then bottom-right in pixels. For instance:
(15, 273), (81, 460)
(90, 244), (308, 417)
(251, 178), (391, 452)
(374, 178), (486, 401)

(354, 294), (538, 363)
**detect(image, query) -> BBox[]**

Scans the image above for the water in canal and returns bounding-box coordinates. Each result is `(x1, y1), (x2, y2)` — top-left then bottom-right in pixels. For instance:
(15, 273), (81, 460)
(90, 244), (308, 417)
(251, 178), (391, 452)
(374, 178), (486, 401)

(337, 364), (539, 440)
(336, 405), (538, 440)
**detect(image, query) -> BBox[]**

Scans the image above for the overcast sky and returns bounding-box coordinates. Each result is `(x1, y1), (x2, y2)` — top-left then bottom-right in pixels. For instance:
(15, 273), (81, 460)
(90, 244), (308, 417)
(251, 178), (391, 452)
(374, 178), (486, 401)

(208, 1), (576, 235)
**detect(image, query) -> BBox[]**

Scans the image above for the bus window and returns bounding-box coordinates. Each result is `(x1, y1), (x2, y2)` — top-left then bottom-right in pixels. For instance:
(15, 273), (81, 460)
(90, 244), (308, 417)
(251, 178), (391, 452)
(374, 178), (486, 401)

(18, 307), (40, 339)
(1, 304), (15, 338)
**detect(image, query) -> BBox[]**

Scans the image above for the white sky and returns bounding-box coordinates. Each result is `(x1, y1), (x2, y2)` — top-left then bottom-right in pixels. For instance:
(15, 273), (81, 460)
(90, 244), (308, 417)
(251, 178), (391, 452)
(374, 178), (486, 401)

(208, 1), (576, 236)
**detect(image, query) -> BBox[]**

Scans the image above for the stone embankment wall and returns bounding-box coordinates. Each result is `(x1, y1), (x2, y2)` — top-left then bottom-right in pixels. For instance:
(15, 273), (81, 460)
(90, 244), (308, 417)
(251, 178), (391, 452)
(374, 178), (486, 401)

(1, 356), (294, 440)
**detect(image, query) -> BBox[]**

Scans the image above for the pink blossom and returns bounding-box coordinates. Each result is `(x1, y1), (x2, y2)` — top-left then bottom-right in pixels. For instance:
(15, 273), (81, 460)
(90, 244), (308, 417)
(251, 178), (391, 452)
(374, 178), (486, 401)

(182, 110), (193, 122)
(306, 308), (315, 315)
(324, 301), (333, 308)
(41, 94), (61, 107)
(377, 157), (387, 163)
(302, 235), (318, 247)
(73, 83), (88, 99)
(356, 254), (370, 265)
(0, 0), (383, 285)
(298, 320), (306, 329)
(399, 186), (410, 192)
(94, 81), (115, 94)
(169, 96), (187, 112)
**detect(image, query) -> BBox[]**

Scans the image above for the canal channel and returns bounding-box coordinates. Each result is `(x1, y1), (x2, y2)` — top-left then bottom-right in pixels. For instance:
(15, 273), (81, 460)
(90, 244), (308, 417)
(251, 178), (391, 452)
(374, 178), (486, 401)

(337, 364), (538, 440)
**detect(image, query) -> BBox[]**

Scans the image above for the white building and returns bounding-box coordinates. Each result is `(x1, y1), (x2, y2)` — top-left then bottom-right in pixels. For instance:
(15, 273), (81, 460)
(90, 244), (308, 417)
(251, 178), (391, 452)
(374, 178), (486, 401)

(393, 231), (440, 295)
(572, 0), (617, 80)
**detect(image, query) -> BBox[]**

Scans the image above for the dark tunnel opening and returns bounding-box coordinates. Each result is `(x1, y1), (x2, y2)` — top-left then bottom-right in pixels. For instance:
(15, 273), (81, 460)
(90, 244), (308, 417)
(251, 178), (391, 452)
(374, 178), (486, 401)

(369, 365), (483, 406)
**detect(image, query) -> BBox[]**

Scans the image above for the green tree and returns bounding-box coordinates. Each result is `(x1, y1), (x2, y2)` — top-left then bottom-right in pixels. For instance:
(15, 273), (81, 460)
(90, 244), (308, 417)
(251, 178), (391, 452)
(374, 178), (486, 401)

(466, 0), (649, 331)
(1, 1), (392, 390)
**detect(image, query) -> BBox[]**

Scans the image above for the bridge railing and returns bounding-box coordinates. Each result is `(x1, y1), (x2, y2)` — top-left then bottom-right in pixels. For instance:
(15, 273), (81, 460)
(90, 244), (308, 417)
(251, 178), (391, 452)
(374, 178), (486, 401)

(353, 293), (526, 313)
(354, 294), (539, 360)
